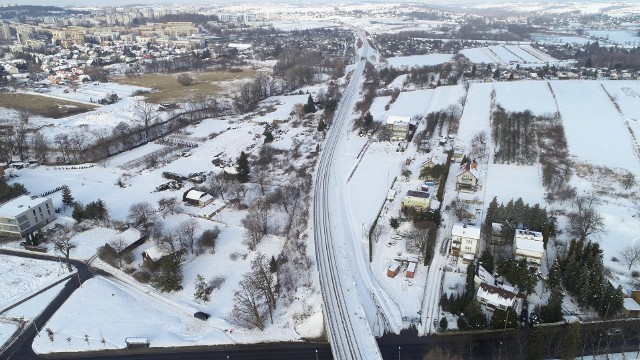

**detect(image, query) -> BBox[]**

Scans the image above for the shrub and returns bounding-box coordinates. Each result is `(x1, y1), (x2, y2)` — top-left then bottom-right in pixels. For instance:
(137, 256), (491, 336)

(133, 270), (152, 283)
(177, 73), (194, 86)
(632, 271), (640, 278)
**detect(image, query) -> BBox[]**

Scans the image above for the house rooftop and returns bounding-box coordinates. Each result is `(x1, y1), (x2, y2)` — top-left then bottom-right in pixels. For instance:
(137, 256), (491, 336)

(406, 190), (430, 199)
(452, 224), (480, 239)
(624, 298), (640, 312)
(185, 190), (205, 201)
(143, 245), (170, 262)
(0, 195), (50, 217)
(515, 237), (544, 254)
(478, 282), (517, 308)
(386, 115), (410, 125)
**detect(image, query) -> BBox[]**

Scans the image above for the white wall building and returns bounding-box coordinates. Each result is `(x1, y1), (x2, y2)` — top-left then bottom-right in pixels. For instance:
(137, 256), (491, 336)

(513, 229), (544, 270)
(0, 195), (56, 238)
(451, 224), (480, 261)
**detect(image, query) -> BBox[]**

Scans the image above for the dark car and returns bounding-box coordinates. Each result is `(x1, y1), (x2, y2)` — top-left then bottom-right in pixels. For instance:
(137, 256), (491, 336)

(194, 311), (210, 321)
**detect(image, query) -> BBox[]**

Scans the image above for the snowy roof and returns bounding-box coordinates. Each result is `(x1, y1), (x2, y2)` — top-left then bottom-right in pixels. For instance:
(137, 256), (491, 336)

(476, 265), (495, 285)
(623, 298), (640, 312)
(477, 283), (517, 309)
(406, 190), (430, 199)
(456, 162), (479, 179)
(0, 195), (50, 217)
(515, 237), (544, 254)
(492, 222), (503, 232)
(407, 262), (416, 272)
(452, 224), (480, 239)
(198, 199), (226, 217)
(185, 190), (205, 201)
(200, 194), (214, 203)
(386, 115), (410, 125)
(228, 43), (251, 50)
(143, 245), (170, 262)
(223, 166), (238, 175)
(515, 229), (543, 241)
(388, 264), (399, 272)
(116, 228), (142, 247)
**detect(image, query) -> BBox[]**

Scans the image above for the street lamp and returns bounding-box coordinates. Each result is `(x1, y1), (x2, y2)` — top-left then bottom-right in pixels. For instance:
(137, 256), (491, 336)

(398, 346), (401, 360)
(315, 349), (318, 360)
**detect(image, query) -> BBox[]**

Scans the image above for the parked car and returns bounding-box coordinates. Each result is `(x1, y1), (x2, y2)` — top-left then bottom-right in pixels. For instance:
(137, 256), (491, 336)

(194, 311), (210, 321)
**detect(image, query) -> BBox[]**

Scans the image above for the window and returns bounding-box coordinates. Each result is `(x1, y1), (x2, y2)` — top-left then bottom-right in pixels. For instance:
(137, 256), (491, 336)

(46, 203), (50, 209)
(32, 210), (36, 216)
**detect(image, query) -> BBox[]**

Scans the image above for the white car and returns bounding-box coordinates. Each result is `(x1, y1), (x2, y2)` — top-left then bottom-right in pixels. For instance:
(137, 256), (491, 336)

(391, 235), (402, 240)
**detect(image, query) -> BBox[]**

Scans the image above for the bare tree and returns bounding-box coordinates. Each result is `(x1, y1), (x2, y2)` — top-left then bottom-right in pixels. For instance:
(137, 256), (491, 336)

(109, 236), (127, 269)
(176, 73), (194, 86)
(52, 228), (76, 272)
(156, 229), (183, 258)
(158, 197), (182, 216)
(620, 243), (640, 270)
(134, 100), (158, 140)
(31, 130), (49, 163)
(251, 253), (277, 323)
(231, 274), (266, 330)
(371, 222), (385, 244)
(176, 219), (199, 255)
(406, 226), (430, 255)
(567, 193), (605, 241)
(128, 202), (157, 234)
(208, 173), (230, 200)
(253, 167), (270, 195)
(242, 201), (270, 250)
(13, 111), (30, 161)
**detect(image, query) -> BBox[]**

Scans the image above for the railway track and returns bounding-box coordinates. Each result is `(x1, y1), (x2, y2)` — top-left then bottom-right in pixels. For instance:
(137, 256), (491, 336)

(313, 36), (383, 360)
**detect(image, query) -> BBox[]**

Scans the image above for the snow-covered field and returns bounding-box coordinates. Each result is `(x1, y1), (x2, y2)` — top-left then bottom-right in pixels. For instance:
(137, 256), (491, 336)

(0, 321), (18, 348)
(460, 45), (558, 65)
(385, 54), (453, 69)
(0, 255), (69, 310)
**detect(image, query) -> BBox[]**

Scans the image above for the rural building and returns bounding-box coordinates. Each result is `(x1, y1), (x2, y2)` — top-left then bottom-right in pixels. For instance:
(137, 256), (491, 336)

(387, 263), (400, 278)
(198, 199), (227, 219)
(386, 189), (396, 201)
(0, 195), (56, 238)
(105, 228), (145, 255)
(513, 229), (545, 270)
(476, 282), (518, 313)
(474, 265), (496, 289)
(406, 262), (416, 279)
(401, 190), (431, 211)
(622, 298), (640, 318)
(142, 245), (174, 267)
(125, 337), (149, 349)
(386, 115), (411, 142)
(184, 189), (214, 207)
(451, 224), (480, 259)
(455, 161), (479, 193)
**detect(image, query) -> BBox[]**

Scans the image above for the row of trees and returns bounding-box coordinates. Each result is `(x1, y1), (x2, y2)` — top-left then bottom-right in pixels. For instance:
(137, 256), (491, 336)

(491, 106), (539, 165)
(558, 239), (623, 317)
(484, 197), (553, 245)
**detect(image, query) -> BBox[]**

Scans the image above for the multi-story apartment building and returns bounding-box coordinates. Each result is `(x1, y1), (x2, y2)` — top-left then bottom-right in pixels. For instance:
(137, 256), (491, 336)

(0, 196), (56, 238)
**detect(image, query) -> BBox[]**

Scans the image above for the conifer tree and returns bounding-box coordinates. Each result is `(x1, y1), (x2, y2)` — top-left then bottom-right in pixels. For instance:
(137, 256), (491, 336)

(236, 151), (250, 183)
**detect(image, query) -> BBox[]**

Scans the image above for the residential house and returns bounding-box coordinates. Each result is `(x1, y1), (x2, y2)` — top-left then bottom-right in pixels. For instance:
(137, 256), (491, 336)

(142, 245), (175, 267)
(451, 224), (480, 260)
(198, 199), (227, 219)
(455, 161), (479, 193)
(402, 190), (431, 211)
(386, 115), (411, 142)
(476, 282), (518, 313)
(622, 297), (640, 318)
(513, 229), (545, 270)
(105, 227), (145, 255)
(184, 189), (214, 207)
(0, 195), (56, 238)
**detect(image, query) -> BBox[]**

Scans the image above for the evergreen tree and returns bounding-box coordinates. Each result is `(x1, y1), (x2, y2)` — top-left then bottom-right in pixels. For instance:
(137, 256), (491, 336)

(236, 151), (250, 183)
(528, 327), (545, 360)
(490, 307), (517, 329)
(485, 196), (499, 227)
(389, 217), (400, 229)
(303, 94), (316, 113)
(479, 250), (495, 273)
(61, 186), (74, 208)
(317, 119), (327, 132)
(263, 129), (274, 143)
(194, 274), (209, 303)
(72, 202), (84, 222)
(439, 317), (448, 331)
(465, 262), (476, 303)
(560, 322), (581, 360)
(363, 112), (373, 128)
(153, 254), (183, 292)
(462, 301), (487, 330)
(269, 255), (277, 273)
